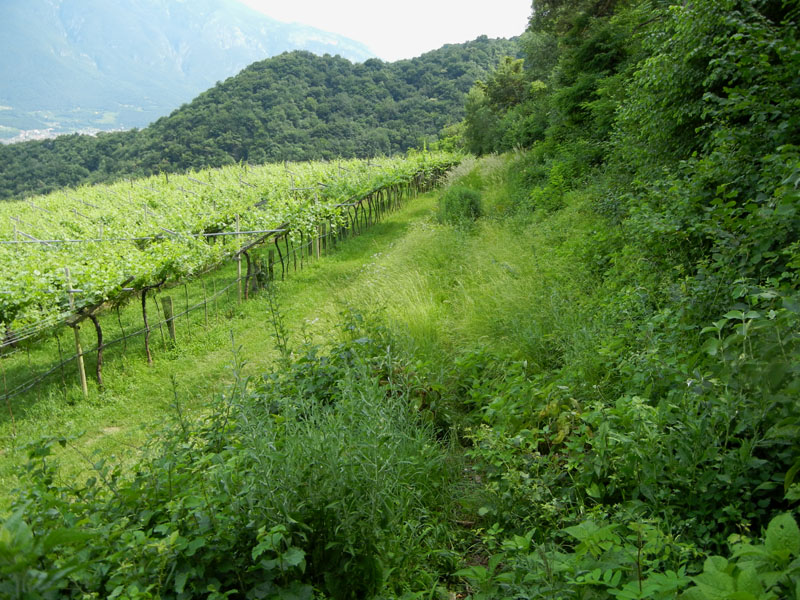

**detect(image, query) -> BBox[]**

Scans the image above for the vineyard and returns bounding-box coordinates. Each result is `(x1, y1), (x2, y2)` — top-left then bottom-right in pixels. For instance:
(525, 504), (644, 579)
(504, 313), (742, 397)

(0, 151), (459, 405)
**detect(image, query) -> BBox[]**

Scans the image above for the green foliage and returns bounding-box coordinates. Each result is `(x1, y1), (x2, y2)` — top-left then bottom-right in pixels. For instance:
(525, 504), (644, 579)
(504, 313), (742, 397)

(462, 0), (640, 156)
(0, 312), (457, 599)
(437, 185), (483, 226)
(452, 0), (800, 572)
(679, 512), (800, 599)
(2, 0), (800, 595)
(0, 152), (457, 333)
(458, 283), (800, 549)
(463, 86), (500, 155)
(612, 0), (800, 297)
(478, 57), (528, 111)
(456, 513), (800, 600)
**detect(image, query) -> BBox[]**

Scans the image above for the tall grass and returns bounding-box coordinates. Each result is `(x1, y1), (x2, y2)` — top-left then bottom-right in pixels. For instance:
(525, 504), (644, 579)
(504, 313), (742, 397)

(1, 310), (460, 598)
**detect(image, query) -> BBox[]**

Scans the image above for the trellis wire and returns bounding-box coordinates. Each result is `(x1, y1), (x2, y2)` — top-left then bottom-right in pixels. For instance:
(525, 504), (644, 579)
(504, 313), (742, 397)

(0, 275), (241, 403)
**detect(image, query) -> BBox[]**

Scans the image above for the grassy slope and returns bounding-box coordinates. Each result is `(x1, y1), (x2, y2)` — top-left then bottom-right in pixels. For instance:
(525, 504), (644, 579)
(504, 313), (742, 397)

(0, 192), (440, 500)
(1, 154), (606, 508)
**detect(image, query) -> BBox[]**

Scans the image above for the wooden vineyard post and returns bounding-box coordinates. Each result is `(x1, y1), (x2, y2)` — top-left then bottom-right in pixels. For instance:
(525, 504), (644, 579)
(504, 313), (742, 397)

(275, 237), (285, 281)
(243, 251), (252, 301)
(213, 278), (219, 325)
(314, 227), (320, 260)
(64, 267), (89, 398)
(281, 235), (290, 275)
(140, 281), (164, 366)
(300, 232), (304, 269)
(153, 292), (168, 350)
(142, 289), (153, 365)
(236, 215), (242, 304)
(161, 296), (176, 343)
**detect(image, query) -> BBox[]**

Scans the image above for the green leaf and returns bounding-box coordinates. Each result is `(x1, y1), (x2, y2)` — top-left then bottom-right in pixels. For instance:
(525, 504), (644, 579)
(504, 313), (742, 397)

(454, 565), (489, 580)
(41, 528), (93, 552)
(735, 566), (762, 596)
(784, 460), (800, 494)
(704, 556), (729, 574)
(764, 513), (800, 556)
(175, 570), (189, 594)
(701, 337), (721, 356)
(280, 547), (305, 570)
(691, 557), (735, 600)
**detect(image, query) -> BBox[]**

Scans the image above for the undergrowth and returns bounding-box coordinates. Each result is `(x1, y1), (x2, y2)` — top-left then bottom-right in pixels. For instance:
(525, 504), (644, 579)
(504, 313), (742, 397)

(0, 302), (460, 599)
(431, 146), (800, 597)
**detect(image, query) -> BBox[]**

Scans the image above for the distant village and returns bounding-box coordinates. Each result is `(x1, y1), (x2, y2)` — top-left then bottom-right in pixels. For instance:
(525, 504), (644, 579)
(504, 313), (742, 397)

(1, 128), (57, 144)
(1, 126), (124, 145)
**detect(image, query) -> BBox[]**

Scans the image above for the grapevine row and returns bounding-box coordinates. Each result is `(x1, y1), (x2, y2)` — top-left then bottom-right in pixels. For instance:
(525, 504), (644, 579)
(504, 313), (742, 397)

(0, 152), (460, 346)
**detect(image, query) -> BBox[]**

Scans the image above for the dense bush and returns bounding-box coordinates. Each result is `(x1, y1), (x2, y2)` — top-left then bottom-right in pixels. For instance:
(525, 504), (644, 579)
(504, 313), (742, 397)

(437, 185), (483, 226)
(448, 0), (800, 594)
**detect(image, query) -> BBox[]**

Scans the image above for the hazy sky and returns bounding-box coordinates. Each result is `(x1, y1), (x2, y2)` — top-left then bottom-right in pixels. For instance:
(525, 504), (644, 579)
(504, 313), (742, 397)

(238, 0), (532, 62)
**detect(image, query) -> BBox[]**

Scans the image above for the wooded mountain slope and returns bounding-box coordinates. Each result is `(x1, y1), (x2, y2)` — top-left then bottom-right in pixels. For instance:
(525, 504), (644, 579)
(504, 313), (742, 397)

(0, 36), (518, 201)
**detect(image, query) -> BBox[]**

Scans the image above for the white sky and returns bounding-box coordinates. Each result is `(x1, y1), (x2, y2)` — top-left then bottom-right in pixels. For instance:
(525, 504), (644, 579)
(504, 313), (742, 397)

(238, 0), (532, 62)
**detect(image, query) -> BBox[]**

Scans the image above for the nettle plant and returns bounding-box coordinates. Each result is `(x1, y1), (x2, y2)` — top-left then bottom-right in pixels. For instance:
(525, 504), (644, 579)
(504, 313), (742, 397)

(682, 513), (800, 600)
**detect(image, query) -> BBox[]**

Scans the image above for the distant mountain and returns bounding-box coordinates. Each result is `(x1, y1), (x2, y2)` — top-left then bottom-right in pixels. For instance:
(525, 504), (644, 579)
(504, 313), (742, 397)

(0, 0), (373, 141)
(0, 36), (520, 201)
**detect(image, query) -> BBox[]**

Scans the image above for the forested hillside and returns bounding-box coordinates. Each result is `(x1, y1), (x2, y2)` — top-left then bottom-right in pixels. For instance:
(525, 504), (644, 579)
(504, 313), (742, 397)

(0, 36), (518, 201)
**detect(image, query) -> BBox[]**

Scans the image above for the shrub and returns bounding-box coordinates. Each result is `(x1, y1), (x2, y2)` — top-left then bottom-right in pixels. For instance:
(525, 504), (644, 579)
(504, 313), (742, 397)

(437, 185), (483, 226)
(455, 512), (800, 599)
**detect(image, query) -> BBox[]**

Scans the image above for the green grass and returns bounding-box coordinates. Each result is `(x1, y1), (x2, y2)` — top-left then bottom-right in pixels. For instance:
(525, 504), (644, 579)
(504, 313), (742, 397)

(5, 153), (791, 598)
(1, 157), (610, 506)
(0, 153), (621, 596)
(0, 194), (436, 502)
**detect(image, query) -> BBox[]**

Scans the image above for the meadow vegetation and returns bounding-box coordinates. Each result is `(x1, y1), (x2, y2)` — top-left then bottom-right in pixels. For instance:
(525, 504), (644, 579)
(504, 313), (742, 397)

(3, 146), (797, 596)
(2, 0), (799, 596)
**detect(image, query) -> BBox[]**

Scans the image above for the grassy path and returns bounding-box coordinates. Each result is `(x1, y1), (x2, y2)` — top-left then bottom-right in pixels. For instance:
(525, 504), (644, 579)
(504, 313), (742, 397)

(1, 174), (605, 506)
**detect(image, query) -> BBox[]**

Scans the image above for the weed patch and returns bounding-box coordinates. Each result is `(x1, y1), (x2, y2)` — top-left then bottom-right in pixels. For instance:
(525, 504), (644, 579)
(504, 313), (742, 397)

(0, 312), (458, 598)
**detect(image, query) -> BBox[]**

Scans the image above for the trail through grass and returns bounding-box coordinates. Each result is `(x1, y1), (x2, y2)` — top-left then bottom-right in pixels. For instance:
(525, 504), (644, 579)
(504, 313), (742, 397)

(0, 195), (435, 501)
(1, 170), (607, 507)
